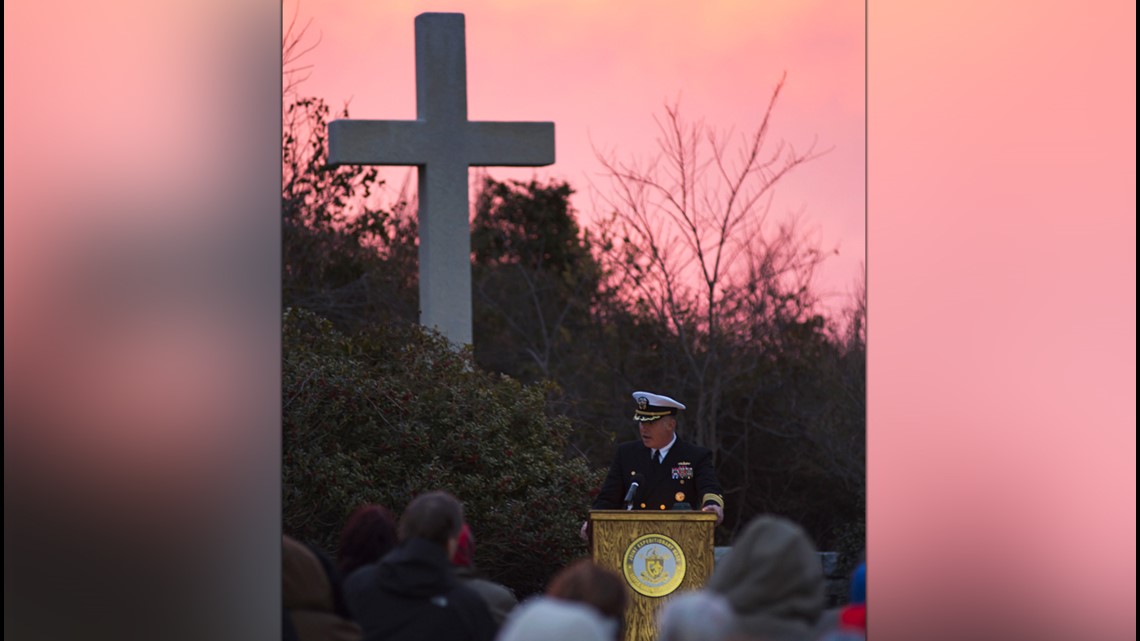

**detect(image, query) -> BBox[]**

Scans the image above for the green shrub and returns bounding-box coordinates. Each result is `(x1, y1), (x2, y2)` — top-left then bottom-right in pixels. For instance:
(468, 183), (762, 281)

(283, 308), (602, 596)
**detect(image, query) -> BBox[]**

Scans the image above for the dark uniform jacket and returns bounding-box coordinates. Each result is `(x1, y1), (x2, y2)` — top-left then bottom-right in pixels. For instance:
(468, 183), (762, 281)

(591, 438), (724, 512)
(343, 538), (497, 641)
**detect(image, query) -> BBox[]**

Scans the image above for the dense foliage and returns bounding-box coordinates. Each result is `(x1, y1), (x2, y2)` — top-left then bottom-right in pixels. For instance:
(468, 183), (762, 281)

(283, 307), (601, 596)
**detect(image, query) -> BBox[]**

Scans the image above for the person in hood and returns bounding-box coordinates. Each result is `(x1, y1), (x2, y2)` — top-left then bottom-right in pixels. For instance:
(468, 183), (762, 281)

(706, 515), (826, 641)
(344, 491), (497, 641)
(283, 534), (363, 641)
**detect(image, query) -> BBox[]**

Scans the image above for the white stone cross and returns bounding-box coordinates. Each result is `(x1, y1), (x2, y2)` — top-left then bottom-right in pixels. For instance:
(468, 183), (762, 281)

(328, 12), (555, 346)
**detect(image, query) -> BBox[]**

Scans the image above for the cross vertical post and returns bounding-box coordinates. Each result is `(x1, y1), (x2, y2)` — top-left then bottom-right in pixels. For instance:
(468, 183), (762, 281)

(327, 13), (555, 347)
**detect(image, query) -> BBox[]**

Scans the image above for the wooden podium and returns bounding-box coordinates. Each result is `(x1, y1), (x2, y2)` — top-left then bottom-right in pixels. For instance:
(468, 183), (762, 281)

(589, 510), (717, 641)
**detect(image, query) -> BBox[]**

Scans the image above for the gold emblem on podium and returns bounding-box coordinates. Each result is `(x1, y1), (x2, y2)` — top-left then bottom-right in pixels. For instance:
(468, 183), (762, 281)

(622, 534), (686, 597)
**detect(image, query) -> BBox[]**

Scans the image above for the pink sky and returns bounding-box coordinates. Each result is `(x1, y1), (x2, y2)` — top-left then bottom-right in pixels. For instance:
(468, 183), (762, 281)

(288, 0), (865, 316)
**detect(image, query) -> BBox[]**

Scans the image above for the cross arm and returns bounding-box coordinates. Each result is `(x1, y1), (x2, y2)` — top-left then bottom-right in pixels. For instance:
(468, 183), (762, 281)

(327, 119), (430, 167)
(465, 121), (555, 167)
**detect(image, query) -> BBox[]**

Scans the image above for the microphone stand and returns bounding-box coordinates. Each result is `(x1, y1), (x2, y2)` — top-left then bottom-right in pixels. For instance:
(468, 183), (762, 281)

(624, 480), (639, 511)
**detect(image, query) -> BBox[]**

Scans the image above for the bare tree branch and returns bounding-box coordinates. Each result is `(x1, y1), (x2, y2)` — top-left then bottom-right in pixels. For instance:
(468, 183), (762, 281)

(590, 76), (835, 454)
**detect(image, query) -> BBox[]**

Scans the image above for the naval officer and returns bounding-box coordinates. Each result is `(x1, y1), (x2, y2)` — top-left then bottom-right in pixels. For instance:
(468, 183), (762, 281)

(580, 391), (725, 541)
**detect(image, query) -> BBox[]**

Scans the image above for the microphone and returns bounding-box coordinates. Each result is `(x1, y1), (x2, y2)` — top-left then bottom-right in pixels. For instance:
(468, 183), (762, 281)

(623, 473), (640, 510)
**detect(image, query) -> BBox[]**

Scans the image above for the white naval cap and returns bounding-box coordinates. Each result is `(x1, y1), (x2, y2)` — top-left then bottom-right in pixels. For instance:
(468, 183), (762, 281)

(632, 391), (686, 422)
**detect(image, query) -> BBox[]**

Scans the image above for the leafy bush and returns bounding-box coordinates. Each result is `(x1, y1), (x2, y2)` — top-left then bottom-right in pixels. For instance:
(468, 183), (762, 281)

(283, 308), (602, 596)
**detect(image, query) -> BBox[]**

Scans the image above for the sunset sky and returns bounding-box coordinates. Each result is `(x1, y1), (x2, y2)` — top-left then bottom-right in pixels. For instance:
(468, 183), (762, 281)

(288, 0), (865, 315)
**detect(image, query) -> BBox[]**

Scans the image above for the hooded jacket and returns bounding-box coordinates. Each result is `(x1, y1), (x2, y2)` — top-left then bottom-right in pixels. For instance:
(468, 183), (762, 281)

(343, 537), (496, 641)
(706, 516), (826, 641)
(283, 535), (363, 641)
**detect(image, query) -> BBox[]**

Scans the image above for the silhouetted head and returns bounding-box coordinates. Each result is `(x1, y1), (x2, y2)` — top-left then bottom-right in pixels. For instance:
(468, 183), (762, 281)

(547, 559), (629, 635)
(337, 503), (398, 577)
(398, 491), (465, 554)
(657, 590), (735, 641)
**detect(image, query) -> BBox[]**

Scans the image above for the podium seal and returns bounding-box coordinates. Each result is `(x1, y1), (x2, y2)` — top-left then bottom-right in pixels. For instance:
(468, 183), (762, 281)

(622, 533), (686, 597)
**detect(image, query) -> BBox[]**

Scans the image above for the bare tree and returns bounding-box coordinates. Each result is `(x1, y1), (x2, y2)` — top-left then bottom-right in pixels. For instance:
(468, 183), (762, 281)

(834, 261), (867, 352)
(280, 4), (421, 330)
(283, 1), (321, 99)
(592, 73), (832, 454)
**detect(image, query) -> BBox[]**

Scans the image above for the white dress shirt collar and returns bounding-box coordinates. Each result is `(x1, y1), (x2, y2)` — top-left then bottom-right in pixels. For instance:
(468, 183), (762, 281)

(653, 433), (678, 462)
